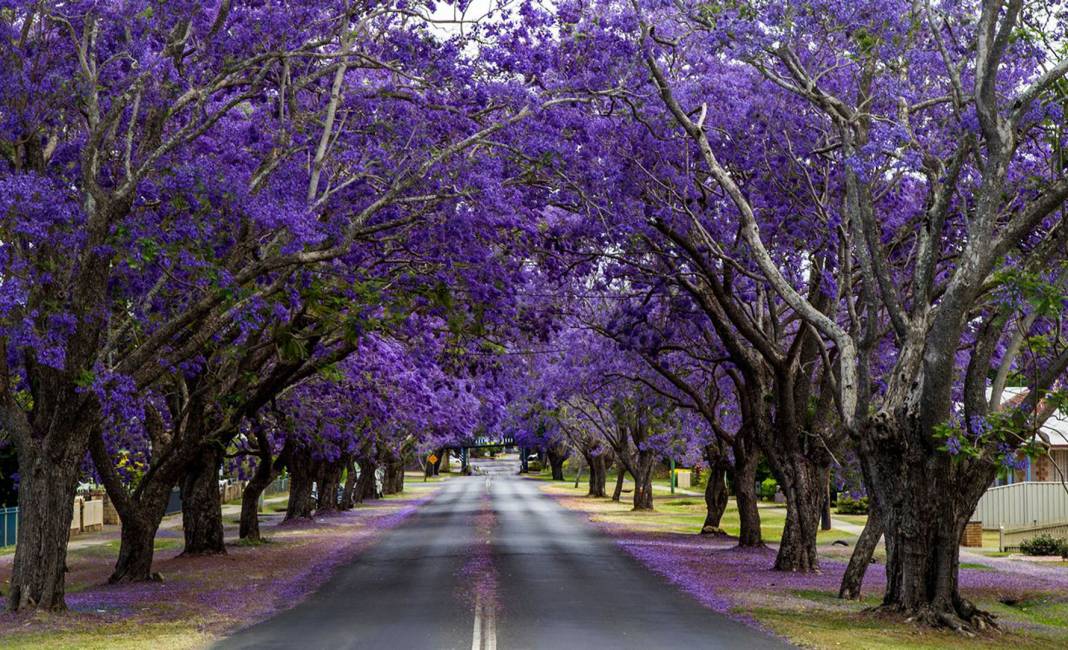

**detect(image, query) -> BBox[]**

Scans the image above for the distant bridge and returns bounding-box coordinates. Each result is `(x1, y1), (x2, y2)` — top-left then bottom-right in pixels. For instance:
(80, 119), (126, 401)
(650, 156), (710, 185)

(447, 435), (515, 450)
(443, 436), (516, 472)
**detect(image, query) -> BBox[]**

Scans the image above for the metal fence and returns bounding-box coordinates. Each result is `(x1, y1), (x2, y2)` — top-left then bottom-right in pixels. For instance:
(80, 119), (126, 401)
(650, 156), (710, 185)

(0, 506), (17, 547)
(975, 482), (1068, 529)
(999, 521), (1068, 552)
(165, 488), (183, 515)
(265, 476), (290, 495)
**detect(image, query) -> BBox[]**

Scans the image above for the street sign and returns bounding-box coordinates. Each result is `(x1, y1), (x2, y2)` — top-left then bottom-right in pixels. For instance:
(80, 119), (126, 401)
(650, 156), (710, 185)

(428, 454), (438, 465)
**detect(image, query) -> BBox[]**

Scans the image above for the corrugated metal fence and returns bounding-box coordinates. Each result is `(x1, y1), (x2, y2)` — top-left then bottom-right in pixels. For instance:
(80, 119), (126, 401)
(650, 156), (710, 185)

(974, 482), (1068, 529)
(265, 476), (289, 495)
(1, 506), (16, 547)
(999, 521), (1068, 551)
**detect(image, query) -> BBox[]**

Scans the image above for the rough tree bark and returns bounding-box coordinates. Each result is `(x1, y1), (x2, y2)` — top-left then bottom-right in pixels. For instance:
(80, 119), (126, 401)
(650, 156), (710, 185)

(839, 500), (883, 599)
(179, 448), (226, 555)
(547, 443), (569, 481)
(239, 432), (286, 541)
(585, 451), (607, 497)
(630, 449), (656, 511)
(612, 464), (625, 502)
(701, 444), (730, 536)
(284, 449), (316, 521)
(356, 457), (379, 501)
(339, 456), (358, 510)
(88, 430), (176, 582)
(6, 444), (84, 610)
(382, 455), (405, 494)
(862, 412), (1000, 630)
(733, 438), (764, 547)
(770, 455), (826, 572)
(109, 498), (169, 582)
(316, 458), (343, 514)
(821, 481), (833, 531)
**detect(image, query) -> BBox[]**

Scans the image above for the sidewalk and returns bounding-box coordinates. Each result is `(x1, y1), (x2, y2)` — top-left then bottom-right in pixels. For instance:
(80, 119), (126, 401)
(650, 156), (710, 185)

(7, 494), (291, 557)
(828, 515), (1068, 585)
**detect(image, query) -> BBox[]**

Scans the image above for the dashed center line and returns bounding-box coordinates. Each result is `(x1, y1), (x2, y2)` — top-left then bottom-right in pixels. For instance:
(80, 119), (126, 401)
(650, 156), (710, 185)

(471, 594), (496, 650)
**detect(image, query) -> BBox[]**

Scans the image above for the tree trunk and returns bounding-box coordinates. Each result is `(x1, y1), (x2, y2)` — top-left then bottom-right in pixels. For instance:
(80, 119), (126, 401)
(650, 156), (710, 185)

(239, 451), (277, 541)
(701, 446), (730, 535)
(6, 452), (81, 611)
(862, 414), (999, 630)
(180, 449), (226, 555)
(110, 508), (164, 583)
(88, 427), (177, 582)
(339, 456), (358, 510)
(357, 457), (379, 501)
(771, 456), (825, 572)
(821, 483), (833, 531)
(631, 452), (655, 511)
(839, 500), (883, 600)
(587, 452), (607, 497)
(732, 439), (763, 547)
(612, 465), (625, 502)
(383, 456), (404, 494)
(547, 446), (568, 481)
(316, 459), (342, 514)
(105, 477), (175, 582)
(284, 450), (315, 521)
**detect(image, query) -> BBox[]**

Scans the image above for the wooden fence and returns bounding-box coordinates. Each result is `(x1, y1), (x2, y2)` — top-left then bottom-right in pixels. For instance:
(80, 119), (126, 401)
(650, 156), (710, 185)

(0, 497), (106, 548)
(974, 482), (1068, 529)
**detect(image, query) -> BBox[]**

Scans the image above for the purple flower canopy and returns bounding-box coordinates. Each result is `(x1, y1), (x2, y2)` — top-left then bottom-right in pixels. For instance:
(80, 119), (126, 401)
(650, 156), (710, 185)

(3, 0), (1068, 622)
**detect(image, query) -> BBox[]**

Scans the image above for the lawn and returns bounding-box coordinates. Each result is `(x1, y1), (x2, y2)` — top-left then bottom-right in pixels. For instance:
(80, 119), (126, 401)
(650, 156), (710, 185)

(534, 473), (860, 545)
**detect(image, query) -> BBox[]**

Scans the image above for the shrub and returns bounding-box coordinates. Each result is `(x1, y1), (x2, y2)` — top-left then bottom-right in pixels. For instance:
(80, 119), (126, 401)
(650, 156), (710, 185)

(759, 478), (778, 501)
(836, 495), (869, 515)
(1019, 533), (1067, 557)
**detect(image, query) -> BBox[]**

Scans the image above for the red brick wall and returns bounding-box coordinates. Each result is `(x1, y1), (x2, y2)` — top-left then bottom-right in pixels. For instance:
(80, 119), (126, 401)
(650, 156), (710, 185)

(962, 521), (983, 547)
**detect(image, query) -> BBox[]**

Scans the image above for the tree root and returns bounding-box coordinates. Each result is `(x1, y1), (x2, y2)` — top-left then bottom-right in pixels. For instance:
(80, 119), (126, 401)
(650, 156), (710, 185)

(699, 525), (728, 536)
(870, 601), (999, 635)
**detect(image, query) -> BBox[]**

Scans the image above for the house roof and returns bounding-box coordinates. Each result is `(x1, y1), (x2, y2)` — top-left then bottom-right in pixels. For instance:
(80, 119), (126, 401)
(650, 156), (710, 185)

(992, 387), (1068, 449)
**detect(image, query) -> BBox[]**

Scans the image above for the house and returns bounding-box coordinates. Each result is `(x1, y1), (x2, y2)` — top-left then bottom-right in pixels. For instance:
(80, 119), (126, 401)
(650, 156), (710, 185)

(975, 388), (1068, 535)
(993, 387), (1068, 485)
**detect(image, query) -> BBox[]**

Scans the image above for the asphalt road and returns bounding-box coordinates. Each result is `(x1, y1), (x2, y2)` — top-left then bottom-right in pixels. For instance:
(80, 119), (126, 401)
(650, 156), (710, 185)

(216, 457), (790, 650)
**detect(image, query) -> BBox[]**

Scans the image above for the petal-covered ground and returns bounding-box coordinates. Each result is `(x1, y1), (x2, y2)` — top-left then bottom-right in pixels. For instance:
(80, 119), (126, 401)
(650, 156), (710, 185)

(0, 480), (444, 649)
(538, 478), (1068, 650)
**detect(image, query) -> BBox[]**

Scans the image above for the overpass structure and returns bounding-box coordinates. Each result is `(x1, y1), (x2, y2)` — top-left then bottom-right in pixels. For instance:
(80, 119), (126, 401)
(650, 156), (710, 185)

(445, 435), (516, 472)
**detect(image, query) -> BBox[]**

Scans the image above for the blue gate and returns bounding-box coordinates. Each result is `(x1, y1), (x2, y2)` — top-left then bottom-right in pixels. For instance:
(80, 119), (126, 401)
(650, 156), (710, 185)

(0, 506), (17, 547)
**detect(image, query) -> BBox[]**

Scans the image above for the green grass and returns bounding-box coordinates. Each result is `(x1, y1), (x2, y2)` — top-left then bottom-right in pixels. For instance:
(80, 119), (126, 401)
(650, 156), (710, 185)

(749, 590), (1068, 649)
(960, 561), (995, 571)
(264, 501), (289, 514)
(751, 603), (1066, 650)
(996, 596), (1068, 628)
(834, 513), (870, 526)
(537, 479), (859, 543)
(0, 619), (216, 649)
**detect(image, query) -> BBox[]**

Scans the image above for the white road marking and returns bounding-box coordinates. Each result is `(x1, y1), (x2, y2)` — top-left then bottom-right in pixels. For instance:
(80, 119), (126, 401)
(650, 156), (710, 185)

(484, 600), (497, 650)
(471, 592), (497, 649)
(471, 596), (482, 650)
